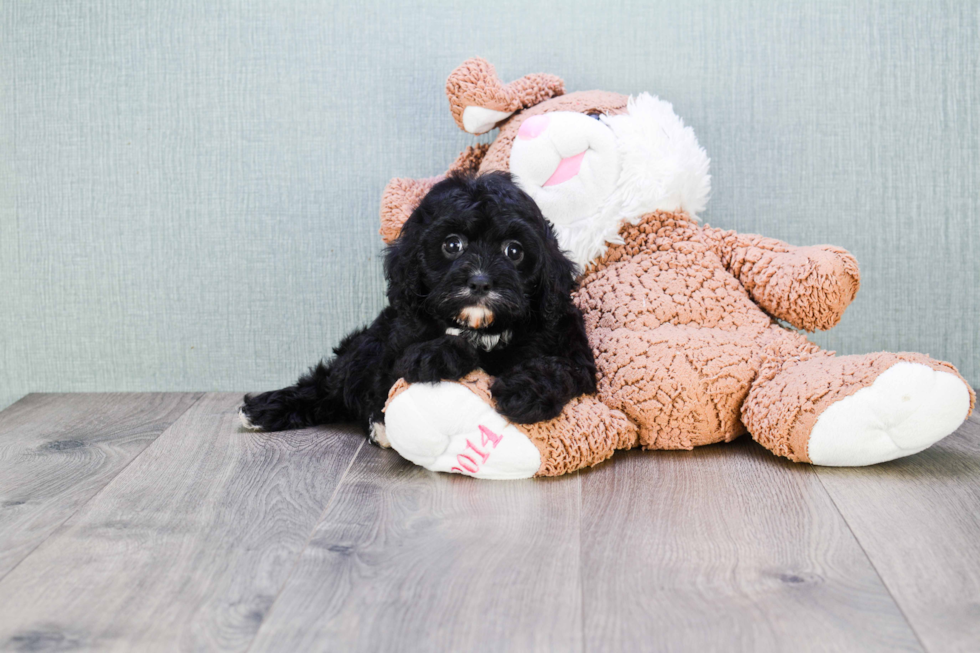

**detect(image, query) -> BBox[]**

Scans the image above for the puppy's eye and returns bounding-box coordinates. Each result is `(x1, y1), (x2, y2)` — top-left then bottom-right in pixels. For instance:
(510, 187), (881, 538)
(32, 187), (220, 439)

(586, 112), (602, 120)
(442, 234), (467, 259)
(502, 240), (524, 264)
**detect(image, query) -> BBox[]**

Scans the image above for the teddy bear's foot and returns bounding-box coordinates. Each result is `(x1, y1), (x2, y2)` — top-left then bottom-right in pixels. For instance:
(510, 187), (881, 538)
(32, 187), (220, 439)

(807, 361), (971, 466)
(384, 381), (542, 480)
(743, 350), (975, 465)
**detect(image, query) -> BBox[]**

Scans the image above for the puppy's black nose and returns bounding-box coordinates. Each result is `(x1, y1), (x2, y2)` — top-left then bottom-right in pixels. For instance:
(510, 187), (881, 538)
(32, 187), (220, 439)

(467, 274), (492, 295)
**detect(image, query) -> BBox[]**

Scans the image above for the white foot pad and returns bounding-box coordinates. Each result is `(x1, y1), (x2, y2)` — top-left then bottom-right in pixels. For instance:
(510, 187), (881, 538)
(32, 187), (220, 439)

(384, 382), (541, 480)
(808, 362), (971, 466)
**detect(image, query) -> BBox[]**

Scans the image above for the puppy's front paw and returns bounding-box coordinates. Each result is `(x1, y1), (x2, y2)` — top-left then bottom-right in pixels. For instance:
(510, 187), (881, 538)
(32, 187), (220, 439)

(491, 359), (576, 424)
(396, 336), (478, 384)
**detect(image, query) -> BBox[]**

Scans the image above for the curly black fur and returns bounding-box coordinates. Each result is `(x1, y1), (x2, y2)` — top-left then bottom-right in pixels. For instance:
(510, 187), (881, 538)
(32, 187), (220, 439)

(241, 172), (597, 441)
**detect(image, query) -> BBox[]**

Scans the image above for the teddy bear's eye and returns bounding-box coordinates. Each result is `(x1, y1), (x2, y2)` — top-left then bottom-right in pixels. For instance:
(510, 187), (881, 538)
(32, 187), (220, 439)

(442, 234), (467, 259)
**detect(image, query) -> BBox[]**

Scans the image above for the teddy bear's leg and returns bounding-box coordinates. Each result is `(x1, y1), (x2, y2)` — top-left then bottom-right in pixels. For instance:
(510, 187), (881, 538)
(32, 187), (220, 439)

(742, 346), (975, 466)
(384, 372), (638, 479)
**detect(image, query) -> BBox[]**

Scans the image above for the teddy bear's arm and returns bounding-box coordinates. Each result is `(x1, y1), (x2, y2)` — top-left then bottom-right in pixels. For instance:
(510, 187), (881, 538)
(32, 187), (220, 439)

(700, 226), (861, 332)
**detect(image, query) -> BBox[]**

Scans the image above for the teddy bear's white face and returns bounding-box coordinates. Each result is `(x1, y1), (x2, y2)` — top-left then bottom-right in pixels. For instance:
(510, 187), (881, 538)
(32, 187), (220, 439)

(508, 93), (712, 270)
(509, 111), (621, 229)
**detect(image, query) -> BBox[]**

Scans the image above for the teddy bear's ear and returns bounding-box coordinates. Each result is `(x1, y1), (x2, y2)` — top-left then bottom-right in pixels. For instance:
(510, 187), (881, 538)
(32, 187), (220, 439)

(446, 58), (564, 135)
(379, 176), (441, 244)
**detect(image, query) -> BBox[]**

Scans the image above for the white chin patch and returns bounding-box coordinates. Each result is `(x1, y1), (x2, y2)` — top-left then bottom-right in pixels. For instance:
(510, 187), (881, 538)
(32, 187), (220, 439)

(446, 327), (512, 352)
(458, 306), (494, 329)
(462, 106), (514, 135)
(385, 382), (541, 480)
(808, 362), (971, 466)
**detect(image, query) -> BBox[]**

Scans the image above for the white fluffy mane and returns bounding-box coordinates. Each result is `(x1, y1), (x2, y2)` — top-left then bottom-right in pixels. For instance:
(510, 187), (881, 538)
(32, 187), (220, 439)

(553, 93), (711, 269)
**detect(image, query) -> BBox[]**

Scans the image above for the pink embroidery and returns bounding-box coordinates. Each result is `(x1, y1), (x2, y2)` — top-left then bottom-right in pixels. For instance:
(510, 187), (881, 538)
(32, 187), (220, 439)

(465, 439), (489, 463)
(455, 453), (479, 473)
(452, 425), (505, 475)
(479, 424), (502, 447)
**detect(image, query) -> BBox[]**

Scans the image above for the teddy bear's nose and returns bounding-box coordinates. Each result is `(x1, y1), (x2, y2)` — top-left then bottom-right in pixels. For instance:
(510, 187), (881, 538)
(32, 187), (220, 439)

(517, 114), (550, 140)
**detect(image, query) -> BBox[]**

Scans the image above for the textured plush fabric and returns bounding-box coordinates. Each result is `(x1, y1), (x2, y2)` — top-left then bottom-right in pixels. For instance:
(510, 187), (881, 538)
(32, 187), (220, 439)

(446, 58), (565, 133)
(699, 229), (861, 332)
(577, 210), (974, 465)
(379, 176), (440, 244)
(2, 2), (978, 412)
(379, 58), (974, 476)
(742, 350), (974, 462)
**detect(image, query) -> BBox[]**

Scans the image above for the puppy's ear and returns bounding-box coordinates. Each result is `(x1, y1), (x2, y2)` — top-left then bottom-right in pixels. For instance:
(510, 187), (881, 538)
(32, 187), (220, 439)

(383, 217), (425, 314)
(476, 171), (578, 326)
(501, 182), (578, 326)
(537, 230), (579, 328)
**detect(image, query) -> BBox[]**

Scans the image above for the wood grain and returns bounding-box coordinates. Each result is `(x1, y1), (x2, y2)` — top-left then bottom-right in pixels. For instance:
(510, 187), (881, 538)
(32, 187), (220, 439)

(248, 444), (583, 653)
(580, 439), (923, 652)
(5, 394), (976, 652)
(815, 414), (980, 652)
(0, 393), (364, 653)
(0, 392), (201, 580)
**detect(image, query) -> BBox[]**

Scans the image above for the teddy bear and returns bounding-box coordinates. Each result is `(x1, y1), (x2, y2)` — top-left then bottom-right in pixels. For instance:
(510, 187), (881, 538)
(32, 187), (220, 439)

(373, 57), (975, 480)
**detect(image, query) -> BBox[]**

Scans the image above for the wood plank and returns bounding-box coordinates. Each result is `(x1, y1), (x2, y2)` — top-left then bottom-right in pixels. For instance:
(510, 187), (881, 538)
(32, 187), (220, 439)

(815, 414), (980, 652)
(0, 393), (364, 653)
(0, 392), (201, 579)
(248, 444), (583, 653)
(580, 439), (923, 652)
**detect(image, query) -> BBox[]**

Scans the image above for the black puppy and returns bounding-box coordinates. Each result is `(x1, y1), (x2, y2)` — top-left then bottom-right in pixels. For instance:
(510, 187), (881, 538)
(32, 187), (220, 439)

(240, 172), (597, 443)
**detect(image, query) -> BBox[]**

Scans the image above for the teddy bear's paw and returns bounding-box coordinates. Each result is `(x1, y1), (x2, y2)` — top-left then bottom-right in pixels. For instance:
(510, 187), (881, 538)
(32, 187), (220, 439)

(807, 362), (971, 466)
(384, 381), (541, 480)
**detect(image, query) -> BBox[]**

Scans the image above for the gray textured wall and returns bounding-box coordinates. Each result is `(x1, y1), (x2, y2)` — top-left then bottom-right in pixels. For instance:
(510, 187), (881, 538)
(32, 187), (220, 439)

(2, 0), (978, 411)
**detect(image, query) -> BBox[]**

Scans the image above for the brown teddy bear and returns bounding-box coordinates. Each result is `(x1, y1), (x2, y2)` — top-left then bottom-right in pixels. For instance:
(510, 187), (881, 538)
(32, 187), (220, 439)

(375, 57), (974, 479)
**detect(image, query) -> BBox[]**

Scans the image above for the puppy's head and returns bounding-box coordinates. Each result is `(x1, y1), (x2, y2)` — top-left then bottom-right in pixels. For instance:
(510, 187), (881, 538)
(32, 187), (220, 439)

(385, 172), (577, 332)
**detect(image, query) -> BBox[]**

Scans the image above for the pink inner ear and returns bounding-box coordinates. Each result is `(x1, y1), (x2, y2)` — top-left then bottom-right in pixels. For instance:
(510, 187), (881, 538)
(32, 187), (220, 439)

(517, 114), (550, 140)
(543, 151), (586, 187)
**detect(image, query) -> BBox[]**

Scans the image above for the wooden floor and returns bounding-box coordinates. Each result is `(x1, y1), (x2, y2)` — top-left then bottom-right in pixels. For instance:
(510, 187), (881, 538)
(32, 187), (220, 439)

(0, 394), (978, 652)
